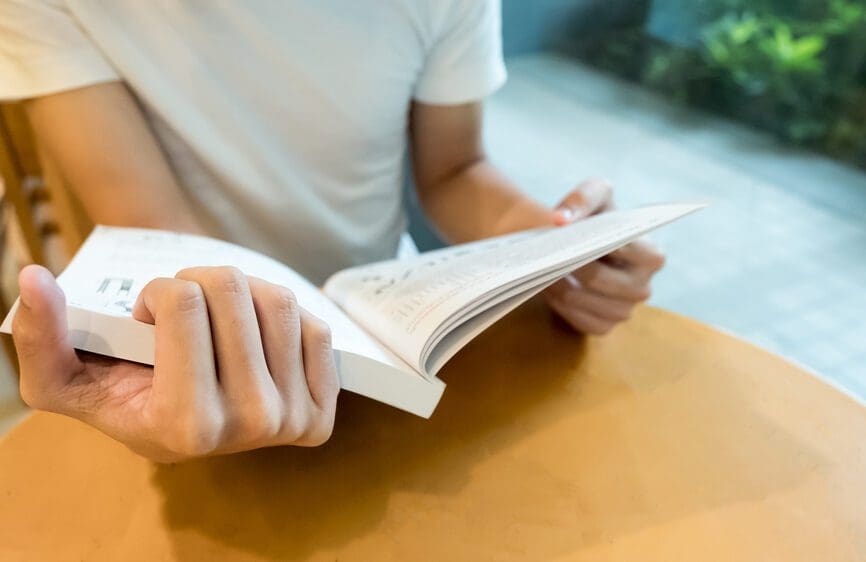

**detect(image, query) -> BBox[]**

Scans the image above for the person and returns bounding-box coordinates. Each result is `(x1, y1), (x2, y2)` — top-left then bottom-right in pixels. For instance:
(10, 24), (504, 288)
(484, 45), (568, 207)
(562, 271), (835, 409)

(0, 1), (666, 461)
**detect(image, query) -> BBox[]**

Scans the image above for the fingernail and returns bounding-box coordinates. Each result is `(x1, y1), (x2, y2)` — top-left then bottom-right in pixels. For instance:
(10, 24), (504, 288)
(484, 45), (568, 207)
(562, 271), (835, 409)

(17, 265), (50, 309)
(558, 206), (591, 224)
(556, 208), (575, 223)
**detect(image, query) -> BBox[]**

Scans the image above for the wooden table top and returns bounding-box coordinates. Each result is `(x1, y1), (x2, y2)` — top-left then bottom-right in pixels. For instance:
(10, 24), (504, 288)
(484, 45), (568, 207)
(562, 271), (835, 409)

(1, 302), (864, 561)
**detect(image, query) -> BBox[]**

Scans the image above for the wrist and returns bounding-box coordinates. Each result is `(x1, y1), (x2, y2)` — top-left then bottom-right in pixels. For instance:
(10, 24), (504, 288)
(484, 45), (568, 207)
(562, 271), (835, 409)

(488, 196), (554, 238)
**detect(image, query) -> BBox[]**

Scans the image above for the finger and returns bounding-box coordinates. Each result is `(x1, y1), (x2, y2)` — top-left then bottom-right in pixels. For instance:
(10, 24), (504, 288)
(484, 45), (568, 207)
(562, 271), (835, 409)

(574, 262), (652, 302)
(174, 267), (274, 403)
(545, 274), (580, 301)
(299, 310), (339, 410)
(549, 285), (635, 323)
(554, 178), (614, 225)
(12, 265), (83, 411)
(247, 277), (305, 401)
(133, 277), (219, 407)
(292, 309), (338, 446)
(548, 297), (618, 336)
(606, 240), (666, 273)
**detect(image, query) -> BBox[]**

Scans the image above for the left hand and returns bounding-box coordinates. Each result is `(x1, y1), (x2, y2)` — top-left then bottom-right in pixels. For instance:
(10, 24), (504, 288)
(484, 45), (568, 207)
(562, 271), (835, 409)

(544, 178), (666, 336)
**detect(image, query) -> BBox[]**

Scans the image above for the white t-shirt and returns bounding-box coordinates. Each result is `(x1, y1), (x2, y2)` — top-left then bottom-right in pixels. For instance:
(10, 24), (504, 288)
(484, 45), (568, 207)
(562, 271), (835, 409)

(0, 0), (506, 283)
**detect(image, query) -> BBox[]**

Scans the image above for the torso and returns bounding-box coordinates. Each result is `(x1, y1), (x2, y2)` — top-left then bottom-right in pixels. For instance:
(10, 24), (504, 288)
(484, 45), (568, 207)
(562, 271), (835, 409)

(66, 1), (441, 282)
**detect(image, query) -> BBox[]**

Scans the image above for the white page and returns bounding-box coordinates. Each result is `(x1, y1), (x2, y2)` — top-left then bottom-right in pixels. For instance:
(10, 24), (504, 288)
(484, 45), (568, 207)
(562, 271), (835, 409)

(51, 227), (407, 364)
(324, 204), (704, 373)
(422, 244), (622, 376)
(0, 228), (444, 417)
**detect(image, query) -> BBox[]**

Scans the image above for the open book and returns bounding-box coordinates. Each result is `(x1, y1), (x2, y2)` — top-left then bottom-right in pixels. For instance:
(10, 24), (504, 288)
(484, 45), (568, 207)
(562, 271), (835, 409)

(1, 204), (702, 417)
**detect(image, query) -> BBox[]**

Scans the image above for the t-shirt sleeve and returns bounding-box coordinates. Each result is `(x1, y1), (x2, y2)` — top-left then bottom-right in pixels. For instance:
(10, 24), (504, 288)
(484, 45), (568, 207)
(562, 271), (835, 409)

(414, 0), (507, 105)
(0, 0), (120, 100)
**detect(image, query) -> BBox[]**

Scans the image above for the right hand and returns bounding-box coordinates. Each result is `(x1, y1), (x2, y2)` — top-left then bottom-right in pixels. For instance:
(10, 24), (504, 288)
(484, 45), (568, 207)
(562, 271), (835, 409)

(12, 265), (339, 463)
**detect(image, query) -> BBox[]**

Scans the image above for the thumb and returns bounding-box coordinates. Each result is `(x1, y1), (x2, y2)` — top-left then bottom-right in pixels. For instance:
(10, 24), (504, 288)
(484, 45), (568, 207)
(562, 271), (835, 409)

(12, 265), (82, 410)
(554, 178), (614, 225)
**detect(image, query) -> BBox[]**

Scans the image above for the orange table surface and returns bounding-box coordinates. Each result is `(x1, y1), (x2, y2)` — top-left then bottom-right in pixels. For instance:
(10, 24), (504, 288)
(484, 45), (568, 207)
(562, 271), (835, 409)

(1, 302), (864, 561)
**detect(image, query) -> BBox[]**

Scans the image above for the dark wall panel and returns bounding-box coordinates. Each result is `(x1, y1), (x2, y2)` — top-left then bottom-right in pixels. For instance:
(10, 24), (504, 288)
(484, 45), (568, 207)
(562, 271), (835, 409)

(502, 0), (641, 55)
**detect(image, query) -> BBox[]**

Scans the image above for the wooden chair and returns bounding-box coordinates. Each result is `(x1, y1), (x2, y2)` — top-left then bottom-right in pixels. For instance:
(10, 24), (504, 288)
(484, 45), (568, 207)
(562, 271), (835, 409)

(0, 102), (91, 274)
(0, 102), (93, 366)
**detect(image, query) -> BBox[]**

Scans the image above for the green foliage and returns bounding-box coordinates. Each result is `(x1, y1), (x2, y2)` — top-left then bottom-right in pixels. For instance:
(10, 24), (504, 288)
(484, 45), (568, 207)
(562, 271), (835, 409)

(579, 0), (866, 168)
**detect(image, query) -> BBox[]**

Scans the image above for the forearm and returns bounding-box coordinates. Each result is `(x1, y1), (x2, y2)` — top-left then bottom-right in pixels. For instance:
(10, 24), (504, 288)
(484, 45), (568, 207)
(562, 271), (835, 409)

(61, 175), (205, 234)
(24, 84), (206, 235)
(417, 157), (550, 244)
(66, 180), (205, 235)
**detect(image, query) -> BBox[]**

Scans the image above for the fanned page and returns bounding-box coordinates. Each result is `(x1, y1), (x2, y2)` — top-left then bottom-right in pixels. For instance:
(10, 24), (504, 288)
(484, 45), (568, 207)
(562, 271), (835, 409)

(0, 228), (444, 418)
(323, 204), (704, 375)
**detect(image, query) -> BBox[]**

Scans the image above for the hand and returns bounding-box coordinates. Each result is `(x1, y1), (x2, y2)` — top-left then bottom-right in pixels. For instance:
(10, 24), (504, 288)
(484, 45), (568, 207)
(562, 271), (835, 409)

(12, 265), (339, 462)
(544, 178), (666, 336)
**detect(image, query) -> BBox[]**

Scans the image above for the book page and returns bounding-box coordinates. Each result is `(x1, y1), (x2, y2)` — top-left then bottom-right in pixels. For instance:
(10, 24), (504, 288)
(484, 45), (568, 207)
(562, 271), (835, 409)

(323, 204), (704, 373)
(37, 227), (412, 374)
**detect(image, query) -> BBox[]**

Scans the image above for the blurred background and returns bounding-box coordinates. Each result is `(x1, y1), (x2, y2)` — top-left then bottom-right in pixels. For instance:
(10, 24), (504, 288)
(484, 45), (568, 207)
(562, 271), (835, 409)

(415, 0), (866, 396)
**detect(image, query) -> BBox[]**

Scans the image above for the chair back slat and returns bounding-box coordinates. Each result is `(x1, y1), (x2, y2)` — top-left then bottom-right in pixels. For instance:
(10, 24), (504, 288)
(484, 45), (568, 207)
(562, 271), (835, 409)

(0, 103), (92, 273)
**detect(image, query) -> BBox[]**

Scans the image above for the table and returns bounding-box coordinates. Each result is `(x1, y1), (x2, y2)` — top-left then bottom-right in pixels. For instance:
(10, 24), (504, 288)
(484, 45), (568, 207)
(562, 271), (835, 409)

(1, 302), (864, 561)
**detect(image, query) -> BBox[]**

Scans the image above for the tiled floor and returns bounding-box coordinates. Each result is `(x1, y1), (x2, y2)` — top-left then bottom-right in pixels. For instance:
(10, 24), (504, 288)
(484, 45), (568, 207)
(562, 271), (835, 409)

(486, 54), (866, 398)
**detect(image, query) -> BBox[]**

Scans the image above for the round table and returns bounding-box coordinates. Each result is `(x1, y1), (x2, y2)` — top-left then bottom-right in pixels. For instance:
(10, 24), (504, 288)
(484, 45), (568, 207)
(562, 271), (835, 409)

(1, 302), (864, 561)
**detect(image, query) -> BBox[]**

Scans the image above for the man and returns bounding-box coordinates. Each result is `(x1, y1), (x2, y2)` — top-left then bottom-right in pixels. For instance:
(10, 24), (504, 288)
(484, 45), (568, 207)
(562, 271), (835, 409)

(0, 1), (665, 461)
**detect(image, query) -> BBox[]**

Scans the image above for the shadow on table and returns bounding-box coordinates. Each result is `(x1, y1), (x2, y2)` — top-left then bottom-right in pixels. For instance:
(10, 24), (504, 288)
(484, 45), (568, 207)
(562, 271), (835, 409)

(151, 302), (827, 560)
(151, 302), (586, 559)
